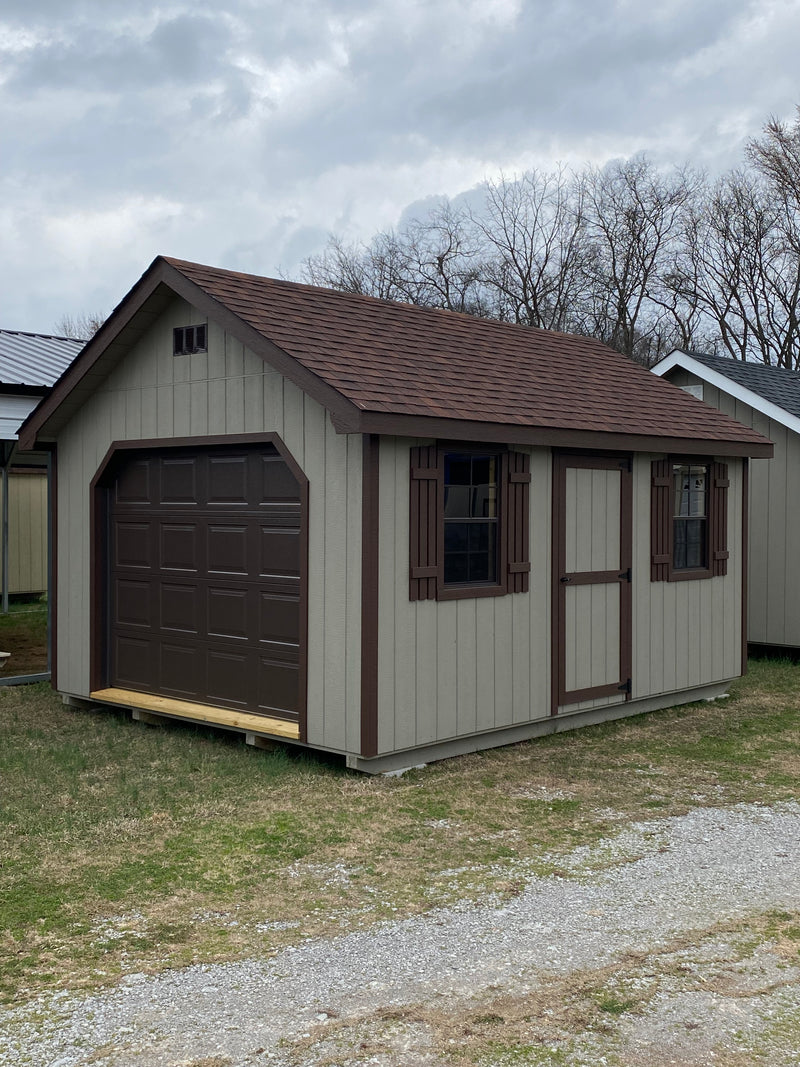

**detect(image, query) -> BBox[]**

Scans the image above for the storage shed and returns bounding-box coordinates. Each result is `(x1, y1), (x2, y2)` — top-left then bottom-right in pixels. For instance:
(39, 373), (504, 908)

(0, 329), (83, 602)
(19, 258), (772, 771)
(653, 350), (800, 654)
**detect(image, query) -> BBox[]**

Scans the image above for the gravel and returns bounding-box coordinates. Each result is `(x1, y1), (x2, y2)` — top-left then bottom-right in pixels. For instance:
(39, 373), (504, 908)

(3, 801), (800, 1066)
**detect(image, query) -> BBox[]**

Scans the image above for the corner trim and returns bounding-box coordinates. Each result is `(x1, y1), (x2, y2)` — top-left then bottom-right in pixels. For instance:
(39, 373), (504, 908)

(361, 434), (380, 758)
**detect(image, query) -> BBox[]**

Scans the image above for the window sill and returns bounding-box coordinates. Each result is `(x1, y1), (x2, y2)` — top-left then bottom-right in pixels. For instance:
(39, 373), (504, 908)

(437, 581), (508, 601)
(668, 566), (713, 582)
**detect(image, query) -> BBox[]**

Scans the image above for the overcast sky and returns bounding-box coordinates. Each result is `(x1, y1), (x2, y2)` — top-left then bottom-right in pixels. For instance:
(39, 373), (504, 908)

(1, 0), (798, 334)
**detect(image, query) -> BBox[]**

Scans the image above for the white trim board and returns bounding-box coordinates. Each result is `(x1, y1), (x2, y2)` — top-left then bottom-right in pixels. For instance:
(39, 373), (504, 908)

(652, 351), (800, 440)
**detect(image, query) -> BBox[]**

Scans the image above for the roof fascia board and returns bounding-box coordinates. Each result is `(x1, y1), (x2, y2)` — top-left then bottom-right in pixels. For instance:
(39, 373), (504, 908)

(356, 411), (773, 458)
(652, 350), (800, 438)
(18, 261), (170, 451)
(18, 257), (362, 450)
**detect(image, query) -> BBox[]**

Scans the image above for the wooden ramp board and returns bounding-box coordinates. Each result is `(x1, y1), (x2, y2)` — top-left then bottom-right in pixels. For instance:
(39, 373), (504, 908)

(90, 688), (301, 740)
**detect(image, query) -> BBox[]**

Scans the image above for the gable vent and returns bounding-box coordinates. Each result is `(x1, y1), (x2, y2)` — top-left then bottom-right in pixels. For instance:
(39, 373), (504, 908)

(173, 324), (207, 356)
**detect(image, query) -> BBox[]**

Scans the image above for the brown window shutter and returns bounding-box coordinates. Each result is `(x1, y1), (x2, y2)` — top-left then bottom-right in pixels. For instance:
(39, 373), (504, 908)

(651, 458), (671, 582)
(710, 461), (729, 577)
(409, 445), (440, 600)
(506, 451), (531, 593)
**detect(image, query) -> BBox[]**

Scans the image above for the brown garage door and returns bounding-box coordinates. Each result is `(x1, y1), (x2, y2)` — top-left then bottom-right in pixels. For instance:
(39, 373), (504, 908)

(108, 443), (304, 722)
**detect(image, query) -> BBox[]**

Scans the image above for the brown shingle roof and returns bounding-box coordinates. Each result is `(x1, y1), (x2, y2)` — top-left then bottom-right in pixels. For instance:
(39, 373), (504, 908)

(164, 257), (768, 449)
(18, 255), (773, 456)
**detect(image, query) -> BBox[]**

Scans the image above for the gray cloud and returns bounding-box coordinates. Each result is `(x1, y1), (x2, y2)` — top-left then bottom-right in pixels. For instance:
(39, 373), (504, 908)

(1, 0), (798, 331)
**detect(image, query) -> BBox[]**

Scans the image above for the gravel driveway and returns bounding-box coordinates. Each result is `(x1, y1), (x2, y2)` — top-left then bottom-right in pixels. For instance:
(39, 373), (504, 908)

(3, 801), (800, 1066)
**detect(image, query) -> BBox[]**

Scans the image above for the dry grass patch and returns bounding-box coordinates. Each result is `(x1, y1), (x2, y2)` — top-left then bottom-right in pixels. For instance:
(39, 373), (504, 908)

(2, 658), (800, 1004)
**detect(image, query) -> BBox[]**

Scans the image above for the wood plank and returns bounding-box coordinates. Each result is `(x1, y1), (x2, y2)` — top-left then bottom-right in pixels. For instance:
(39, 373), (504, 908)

(91, 687), (301, 739)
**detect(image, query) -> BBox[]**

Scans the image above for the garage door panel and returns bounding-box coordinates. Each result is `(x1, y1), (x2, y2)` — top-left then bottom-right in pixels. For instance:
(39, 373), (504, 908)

(160, 523), (199, 572)
(259, 592), (299, 645)
(207, 650), (251, 706)
(207, 587), (249, 640)
(115, 522), (153, 569)
(114, 635), (154, 689)
(259, 652), (299, 716)
(160, 582), (200, 634)
(160, 642), (203, 698)
(260, 455), (301, 502)
(109, 443), (303, 722)
(260, 527), (300, 576)
(208, 454), (249, 504)
(161, 456), (198, 505)
(115, 579), (153, 628)
(114, 459), (151, 505)
(207, 524), (250, 575)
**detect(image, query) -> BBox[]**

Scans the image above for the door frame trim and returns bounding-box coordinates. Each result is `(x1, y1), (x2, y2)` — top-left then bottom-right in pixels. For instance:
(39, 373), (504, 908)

(89, 432), (309, 742)
(551, 451), (633, 715)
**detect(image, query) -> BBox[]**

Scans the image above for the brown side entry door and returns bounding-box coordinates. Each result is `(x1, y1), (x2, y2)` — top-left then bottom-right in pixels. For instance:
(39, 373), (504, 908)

(107, 443), (304, 723)
(553, 453), (633, 710)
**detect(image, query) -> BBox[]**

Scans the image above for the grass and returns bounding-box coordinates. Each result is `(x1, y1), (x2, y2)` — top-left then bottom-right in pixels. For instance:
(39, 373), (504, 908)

(0, 597), (48, 676)
(1, 657), (800, 1006)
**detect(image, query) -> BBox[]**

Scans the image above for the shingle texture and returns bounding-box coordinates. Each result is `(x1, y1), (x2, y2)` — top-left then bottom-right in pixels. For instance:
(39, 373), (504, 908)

(681, 350), (800, 420)
(0, 330), (83, 388)
(162, 259), (765, 447)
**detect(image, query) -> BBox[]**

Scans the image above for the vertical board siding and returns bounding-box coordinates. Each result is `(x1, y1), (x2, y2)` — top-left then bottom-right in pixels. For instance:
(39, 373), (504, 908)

(56, 294), (362, 752)
(376, 438), (550, 754)
(632, 453), (742, 698)
(0, 473), (48, 594)
(665, 369), (800, 650)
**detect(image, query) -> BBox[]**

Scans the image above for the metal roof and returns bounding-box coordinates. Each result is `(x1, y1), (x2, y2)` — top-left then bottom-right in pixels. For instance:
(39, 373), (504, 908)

(0, 330), (84, 388)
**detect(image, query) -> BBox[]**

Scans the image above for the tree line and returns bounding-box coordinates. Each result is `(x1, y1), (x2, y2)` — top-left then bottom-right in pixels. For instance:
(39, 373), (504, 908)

(301, 109), (800, 368)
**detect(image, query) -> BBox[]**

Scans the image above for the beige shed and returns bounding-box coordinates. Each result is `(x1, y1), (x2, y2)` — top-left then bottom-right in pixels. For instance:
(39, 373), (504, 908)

(653, 350), (800, 654)
(19, 258), (772, 771)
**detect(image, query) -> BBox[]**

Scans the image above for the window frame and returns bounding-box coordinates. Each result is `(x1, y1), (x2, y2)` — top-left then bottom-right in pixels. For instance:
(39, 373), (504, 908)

(651, 455), (729, 583)
(439, 445), (508, 601)
(409, 442), (530, 602)
(670, 460), (712, 580)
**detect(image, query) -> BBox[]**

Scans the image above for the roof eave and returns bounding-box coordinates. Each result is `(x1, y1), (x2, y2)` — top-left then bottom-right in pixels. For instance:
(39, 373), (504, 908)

(351, 410), (773, 457)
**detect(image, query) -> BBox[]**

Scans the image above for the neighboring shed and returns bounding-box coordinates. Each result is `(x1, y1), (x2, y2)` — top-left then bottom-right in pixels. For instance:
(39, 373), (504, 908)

(0, 330), (83, 599)
(19, 258), (772, 771)
(653, 349), (800, 653)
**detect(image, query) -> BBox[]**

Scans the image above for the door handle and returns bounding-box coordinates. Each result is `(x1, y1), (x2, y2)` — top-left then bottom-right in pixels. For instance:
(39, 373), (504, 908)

(560, 575), (571, 583)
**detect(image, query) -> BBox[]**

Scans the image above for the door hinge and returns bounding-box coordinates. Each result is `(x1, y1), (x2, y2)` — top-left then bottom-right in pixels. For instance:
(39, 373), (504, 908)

(618, 567), (631, 582)
(618, 678), (631, 693)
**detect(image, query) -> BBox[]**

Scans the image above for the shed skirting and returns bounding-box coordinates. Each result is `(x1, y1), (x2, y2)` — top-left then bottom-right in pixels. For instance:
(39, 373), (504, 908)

(346, 681), (732, 774)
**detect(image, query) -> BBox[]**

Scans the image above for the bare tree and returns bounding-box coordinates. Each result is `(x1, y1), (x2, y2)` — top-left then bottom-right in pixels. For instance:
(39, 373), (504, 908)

(301, 233), (410, 301)
(747, 108), (800, 211)
(299, 114), (800, 369)
(54, 311), (105, 341)
(672, 169), (800, 367)
(578, 157), (699, 365)
(302, 202), (491, 315)
(472, 167), (588, 331)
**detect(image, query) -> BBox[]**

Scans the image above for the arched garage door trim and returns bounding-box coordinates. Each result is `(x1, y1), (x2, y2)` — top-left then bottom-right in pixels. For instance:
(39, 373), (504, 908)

(90, 432), (309, 741)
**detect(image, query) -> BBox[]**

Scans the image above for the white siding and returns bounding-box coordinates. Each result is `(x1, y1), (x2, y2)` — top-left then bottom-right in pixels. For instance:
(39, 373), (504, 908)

(55, 295), (362, 752)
